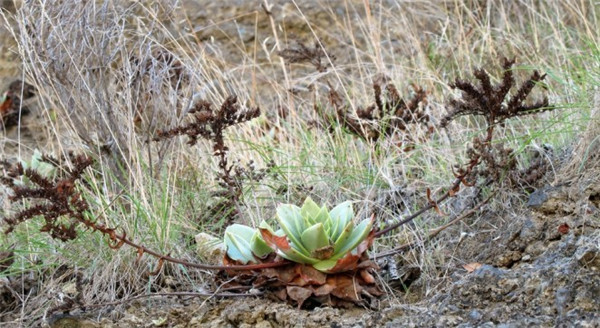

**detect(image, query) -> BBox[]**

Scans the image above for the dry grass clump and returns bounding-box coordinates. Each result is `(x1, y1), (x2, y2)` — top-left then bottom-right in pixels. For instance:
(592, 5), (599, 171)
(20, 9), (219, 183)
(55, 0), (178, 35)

(0, 0), (597, 323)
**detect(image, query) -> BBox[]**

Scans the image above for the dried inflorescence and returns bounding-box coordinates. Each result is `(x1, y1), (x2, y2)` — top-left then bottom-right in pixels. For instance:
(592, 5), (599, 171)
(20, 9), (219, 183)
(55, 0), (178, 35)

(0, 80), (36, 129)
(155, 96), (260, 146)
(442, 57), (550, 128)
(2, 155), (93, 241)
(377, 58), (555, 238)
(325, 81), (432, 145)
(445, 58), (554, 187)
(458, 134), (518, 186)
(208, 159), (276, 222)
(279, 40), (332, 72)
(155, 96), (272, 225)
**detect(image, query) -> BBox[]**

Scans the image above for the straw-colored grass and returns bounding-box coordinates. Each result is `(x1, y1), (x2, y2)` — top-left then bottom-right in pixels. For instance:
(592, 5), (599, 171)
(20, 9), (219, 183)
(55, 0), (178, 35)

(0, 0), (597, 323)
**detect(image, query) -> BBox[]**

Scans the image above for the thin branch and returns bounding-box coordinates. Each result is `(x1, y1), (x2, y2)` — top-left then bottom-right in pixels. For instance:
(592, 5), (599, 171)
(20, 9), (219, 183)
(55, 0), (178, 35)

(372, 192), (495, 258)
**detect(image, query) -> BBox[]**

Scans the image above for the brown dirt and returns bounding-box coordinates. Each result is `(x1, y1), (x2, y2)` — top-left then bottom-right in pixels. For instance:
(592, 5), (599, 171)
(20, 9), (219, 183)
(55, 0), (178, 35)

(1, 1), (599, 327)
(35, 158), (599, 327)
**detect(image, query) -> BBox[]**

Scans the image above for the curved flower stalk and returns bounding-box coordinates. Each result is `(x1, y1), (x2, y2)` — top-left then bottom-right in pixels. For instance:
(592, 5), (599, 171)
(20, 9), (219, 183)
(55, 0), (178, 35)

(259, 197), (374, 273)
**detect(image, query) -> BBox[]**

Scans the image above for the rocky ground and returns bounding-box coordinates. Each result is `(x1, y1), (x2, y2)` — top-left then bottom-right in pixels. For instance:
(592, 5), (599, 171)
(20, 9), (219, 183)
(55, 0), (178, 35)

(43, 162), (599, 327)
(1, 1), (599, 327)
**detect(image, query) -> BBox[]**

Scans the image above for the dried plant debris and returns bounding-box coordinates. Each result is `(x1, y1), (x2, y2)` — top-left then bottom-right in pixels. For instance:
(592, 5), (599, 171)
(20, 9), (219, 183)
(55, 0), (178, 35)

(219, 258), (382, 309)
(155, 96), (259, 146)
(0, 244), (15, 273)
(0, 80), (36, 129)
(2, 155), (93, 241)
(155, 96), (273, 226)
(447, 58), (555, 187)
(126, 49), (190, 126)
(515, 145), (553, 192)
(48, 269), (86, 314)
(458, 135), (518, 186)
(129, 49), (187, 87)
(279, 40), (332, 72)
(441, 57), (550, 128)
(325, 81), (433, 146)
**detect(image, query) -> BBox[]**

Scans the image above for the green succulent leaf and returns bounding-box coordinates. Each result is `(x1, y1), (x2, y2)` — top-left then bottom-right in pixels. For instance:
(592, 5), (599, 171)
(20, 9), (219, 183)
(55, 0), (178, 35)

(276, 204), (311, 256)
(333, 220), (354, 253)
(329, 201), (353, 240)
(251, 230), (273, 258)
(224, 224), (258, 264)
(275, 246), (320, 264)
(312, 206), (330, 225)
(312, 259), (338, 272)
(300, 223), (330, 254)
(300, 197), (322, 220)
(331, 218), (372, 261)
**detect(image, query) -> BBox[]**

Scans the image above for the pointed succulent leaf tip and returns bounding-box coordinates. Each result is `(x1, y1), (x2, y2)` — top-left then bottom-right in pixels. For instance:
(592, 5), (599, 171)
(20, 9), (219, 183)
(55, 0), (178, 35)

(224, 224), (258, 264)
(328, 201), (352, 240)
(301, 223), (330, 254)
(251, 230), (273, 258)
(312, 206), (330, 225)
(259, 220), (273, 232)
(277, 204), (311, 255)
(300, 197), (322, 220)
(331, 218), (372, 261)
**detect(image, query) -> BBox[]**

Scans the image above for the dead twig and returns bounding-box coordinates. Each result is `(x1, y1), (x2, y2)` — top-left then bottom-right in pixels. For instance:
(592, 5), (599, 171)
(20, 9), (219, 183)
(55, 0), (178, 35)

(1, 155), (289, 272)
(373, 192), (495, 258)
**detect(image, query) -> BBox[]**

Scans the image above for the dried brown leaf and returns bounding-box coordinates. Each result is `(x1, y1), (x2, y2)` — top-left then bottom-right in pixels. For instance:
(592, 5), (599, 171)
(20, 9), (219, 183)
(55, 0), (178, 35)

(329, 275), (360, 302)
(286, 286), (312, 308)
(260, 228), (291, 251)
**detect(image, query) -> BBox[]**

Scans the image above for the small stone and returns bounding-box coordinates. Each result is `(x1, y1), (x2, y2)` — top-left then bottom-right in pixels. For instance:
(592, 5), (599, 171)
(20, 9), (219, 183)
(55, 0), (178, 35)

(469, 309), (482, 321)
(527, 189), (548, 208)
(576, 245), (600, 270)
(495, 251), (522, 267)
(473, 265), (505, 279)
(255, 320), (273, 328)
(61, 281), (78, 296)
(195, 232), (225, 264)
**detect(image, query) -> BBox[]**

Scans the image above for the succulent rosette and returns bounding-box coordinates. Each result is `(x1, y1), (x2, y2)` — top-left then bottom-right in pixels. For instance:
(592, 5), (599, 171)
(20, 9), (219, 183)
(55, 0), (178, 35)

(223, 198), (374, 272)
(259, 197), (374, 273)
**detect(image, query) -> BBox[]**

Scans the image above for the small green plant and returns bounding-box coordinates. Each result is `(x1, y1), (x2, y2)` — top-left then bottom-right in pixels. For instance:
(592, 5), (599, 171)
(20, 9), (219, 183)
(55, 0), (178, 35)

(221, 197), (380, 307)
(223, 197), (374, 273)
